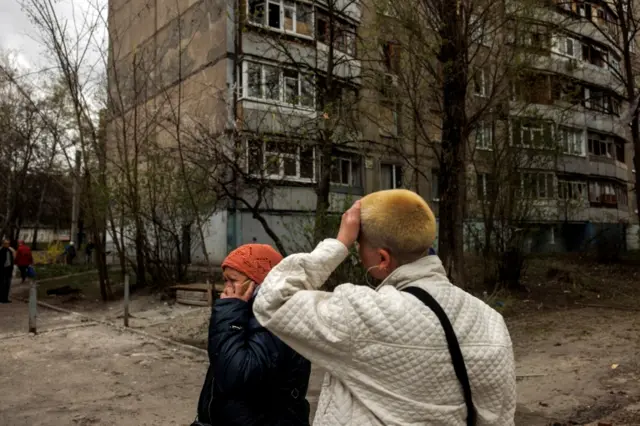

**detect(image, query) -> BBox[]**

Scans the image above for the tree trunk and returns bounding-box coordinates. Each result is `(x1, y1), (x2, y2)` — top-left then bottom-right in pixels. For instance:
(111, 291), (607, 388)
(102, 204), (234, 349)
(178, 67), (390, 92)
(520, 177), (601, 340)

(634, 137), (640, 224)
(437, 6), (467, 286)
(134, 221), (147, 287)
(93, 226), (111, 301)
(314, 142), (333, 245)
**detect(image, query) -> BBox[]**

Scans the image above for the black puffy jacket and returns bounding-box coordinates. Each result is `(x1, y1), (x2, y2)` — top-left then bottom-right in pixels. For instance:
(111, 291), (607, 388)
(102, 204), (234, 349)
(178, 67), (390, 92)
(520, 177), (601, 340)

(196, 293), (311, 426)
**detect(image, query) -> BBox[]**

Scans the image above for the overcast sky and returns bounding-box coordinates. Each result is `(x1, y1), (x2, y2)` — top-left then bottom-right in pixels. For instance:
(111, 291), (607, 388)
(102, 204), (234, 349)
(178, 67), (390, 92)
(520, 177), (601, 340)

(0, 0), (105, 74)
(0, 0), (44, 69)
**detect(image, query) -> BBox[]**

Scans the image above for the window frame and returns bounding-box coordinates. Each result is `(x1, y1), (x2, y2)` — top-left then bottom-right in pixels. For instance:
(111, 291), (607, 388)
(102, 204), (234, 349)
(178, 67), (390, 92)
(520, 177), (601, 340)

(247, 0), (315, 39)
(476, 172), (494, 201)
(473, 67), (487, 97)
(552, 34), (581, 59)
(587, 131), (614, 159)
(520, 171), (556, 200)
(242, 61), (315, 109)
(380, 163), (403, 189)
(247, 139), (316, 183)
(316, 11), (357, 56)
(557, 179), (587, 201)
(521, 122), (544, 148)
(559, 126), (585, 156)
(431, 169), (440, 202)
(329, 155), (362, 187)
(476, 121), (493, 150)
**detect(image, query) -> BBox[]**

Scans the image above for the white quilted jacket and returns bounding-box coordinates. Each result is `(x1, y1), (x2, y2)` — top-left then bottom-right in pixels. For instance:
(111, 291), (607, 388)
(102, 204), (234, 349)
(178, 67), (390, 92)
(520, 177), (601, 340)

(253, 239), (516, 425)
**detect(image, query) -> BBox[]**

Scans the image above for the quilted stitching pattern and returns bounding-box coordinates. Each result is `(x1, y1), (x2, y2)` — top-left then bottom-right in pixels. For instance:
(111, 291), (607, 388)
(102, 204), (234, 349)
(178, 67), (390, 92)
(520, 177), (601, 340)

(254, 239), (516, 426)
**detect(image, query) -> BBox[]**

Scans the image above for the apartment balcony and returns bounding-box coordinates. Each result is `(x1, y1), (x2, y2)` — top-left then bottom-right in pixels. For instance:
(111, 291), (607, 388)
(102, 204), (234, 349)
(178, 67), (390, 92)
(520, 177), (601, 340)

(558, 154), (628, 181)
(237, 98), (363, 142)
(316, 0), (362, 22)
(242, 27), (361, 83)
(509, 102), (628, 140)
(529, 54), (623, 97)
(543, 6), (621, 53)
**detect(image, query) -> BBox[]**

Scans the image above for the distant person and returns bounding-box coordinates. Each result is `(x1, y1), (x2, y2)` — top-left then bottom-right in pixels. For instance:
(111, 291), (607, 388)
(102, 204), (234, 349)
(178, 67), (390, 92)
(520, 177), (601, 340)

(64, 241), (77, 265)
(192, 244), (311, 426)
(14, 240), (33, 284)
(0, 240), (14, 303)
(254, 190), (516, 425)
(85, 242), (95, 264)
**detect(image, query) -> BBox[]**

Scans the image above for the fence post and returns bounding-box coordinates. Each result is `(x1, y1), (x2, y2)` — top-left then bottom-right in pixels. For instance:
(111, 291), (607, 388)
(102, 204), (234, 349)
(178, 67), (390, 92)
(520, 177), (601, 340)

(124, 273), (130, 327)
(28, 279), (37, 334)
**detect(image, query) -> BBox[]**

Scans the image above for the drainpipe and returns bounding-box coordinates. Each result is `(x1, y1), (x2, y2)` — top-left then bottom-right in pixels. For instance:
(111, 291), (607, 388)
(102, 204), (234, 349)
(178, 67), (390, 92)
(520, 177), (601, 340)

(227, 0), (243, 251)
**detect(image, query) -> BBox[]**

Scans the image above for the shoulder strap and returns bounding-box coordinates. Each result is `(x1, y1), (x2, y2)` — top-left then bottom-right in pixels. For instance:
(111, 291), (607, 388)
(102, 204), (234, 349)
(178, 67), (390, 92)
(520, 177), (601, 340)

(402, 287), (476, 426)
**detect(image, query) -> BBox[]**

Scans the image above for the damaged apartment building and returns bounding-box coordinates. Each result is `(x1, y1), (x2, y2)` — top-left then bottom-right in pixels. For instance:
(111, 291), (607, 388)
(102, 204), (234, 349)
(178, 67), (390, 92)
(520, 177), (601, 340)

(107, 0), (638, 263)
(486, 0), (638, 252)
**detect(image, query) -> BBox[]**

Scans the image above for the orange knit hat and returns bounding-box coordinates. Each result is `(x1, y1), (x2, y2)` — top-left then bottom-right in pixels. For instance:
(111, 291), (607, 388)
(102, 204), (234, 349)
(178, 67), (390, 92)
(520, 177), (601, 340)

(221, 244), (283, 284)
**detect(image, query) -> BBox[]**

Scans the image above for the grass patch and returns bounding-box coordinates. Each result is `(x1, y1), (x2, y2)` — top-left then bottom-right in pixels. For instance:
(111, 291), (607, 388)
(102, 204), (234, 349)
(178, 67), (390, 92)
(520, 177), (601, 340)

(34, 264), (96, 281)
(35, 271), (101, 299)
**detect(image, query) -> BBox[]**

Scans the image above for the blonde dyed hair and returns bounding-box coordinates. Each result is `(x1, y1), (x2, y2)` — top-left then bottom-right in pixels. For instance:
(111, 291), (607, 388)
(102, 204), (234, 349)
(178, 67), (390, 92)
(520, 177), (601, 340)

(360, 189), (437, 265)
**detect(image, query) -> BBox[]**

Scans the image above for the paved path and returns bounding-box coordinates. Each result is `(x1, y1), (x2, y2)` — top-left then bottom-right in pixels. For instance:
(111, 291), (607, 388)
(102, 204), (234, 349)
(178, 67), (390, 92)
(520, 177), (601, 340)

(0, 301), (206, 426)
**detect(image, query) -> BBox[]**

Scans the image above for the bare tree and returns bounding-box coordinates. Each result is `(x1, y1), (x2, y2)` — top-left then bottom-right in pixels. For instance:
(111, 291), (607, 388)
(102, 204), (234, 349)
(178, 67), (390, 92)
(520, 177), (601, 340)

(365, 0), (545, 284)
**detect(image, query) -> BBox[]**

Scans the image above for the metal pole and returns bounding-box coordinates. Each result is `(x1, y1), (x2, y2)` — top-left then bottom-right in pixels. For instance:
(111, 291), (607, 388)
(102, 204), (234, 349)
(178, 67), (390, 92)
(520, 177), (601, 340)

(70, 150), (81, 246)
(28, 279), (37, 334)
(124, 273), (130, 327)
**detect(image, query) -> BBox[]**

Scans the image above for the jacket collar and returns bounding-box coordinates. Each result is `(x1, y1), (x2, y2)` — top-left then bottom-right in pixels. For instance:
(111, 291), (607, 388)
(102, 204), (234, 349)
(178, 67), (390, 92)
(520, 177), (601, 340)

(376, 255), (449, 292)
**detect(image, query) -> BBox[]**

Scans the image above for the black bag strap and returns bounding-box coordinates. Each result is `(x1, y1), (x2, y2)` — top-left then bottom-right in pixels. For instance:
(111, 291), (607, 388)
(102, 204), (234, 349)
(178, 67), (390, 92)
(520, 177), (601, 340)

(402, 287), (476, 426)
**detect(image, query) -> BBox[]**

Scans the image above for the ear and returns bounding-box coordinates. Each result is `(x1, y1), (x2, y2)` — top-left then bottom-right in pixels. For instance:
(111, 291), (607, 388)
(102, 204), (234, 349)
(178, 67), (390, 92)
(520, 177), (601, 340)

(377, 248), (392, 272)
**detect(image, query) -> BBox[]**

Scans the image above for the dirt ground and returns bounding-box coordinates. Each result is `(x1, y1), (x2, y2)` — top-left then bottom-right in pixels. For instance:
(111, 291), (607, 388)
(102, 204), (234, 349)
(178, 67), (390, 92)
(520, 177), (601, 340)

(4, 253), (640, 425)
(0, 301), (206, 426)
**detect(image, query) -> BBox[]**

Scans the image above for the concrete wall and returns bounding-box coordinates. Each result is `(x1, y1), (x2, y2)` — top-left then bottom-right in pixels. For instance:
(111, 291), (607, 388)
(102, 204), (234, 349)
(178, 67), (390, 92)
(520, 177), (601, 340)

(11, 228), (72, 245)
(193, 211), (229, 264)
(628, 224), (640, 250)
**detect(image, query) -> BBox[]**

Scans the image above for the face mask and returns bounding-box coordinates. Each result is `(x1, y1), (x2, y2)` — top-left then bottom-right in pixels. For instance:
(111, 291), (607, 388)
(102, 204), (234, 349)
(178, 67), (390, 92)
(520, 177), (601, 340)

(364, 265), (380, 289)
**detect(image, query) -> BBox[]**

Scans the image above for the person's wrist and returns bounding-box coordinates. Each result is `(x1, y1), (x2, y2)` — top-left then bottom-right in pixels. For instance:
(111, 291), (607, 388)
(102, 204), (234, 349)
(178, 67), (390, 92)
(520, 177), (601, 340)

(336, 234), (353, 248)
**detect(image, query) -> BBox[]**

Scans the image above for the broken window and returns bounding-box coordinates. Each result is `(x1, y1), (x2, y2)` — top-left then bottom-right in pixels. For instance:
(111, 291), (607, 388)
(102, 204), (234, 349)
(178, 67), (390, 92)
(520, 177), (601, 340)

(267, 0), (281, 28)
(248, 0), (266, 24)
(296, 3), (313, 36)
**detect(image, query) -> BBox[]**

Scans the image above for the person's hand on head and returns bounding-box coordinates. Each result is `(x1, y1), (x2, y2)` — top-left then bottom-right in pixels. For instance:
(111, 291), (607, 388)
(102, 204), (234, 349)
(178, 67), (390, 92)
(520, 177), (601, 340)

(220, 280), (256, 302)
(337, 200), (361, 248)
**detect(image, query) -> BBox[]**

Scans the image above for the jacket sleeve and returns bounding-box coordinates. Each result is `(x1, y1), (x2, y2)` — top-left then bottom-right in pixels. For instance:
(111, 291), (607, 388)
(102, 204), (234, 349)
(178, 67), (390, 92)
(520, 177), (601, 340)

(210, 297), (281, 394)
(253, 238), (370, 370)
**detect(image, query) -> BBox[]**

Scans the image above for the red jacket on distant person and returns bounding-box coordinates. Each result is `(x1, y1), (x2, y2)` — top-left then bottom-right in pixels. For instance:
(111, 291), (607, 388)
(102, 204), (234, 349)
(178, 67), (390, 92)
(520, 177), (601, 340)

(15, 242), (33, 267)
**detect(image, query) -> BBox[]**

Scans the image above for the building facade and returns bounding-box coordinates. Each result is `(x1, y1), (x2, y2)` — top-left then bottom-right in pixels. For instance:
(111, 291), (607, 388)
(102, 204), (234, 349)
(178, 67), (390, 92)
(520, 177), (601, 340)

(107, 0), (638, 263)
